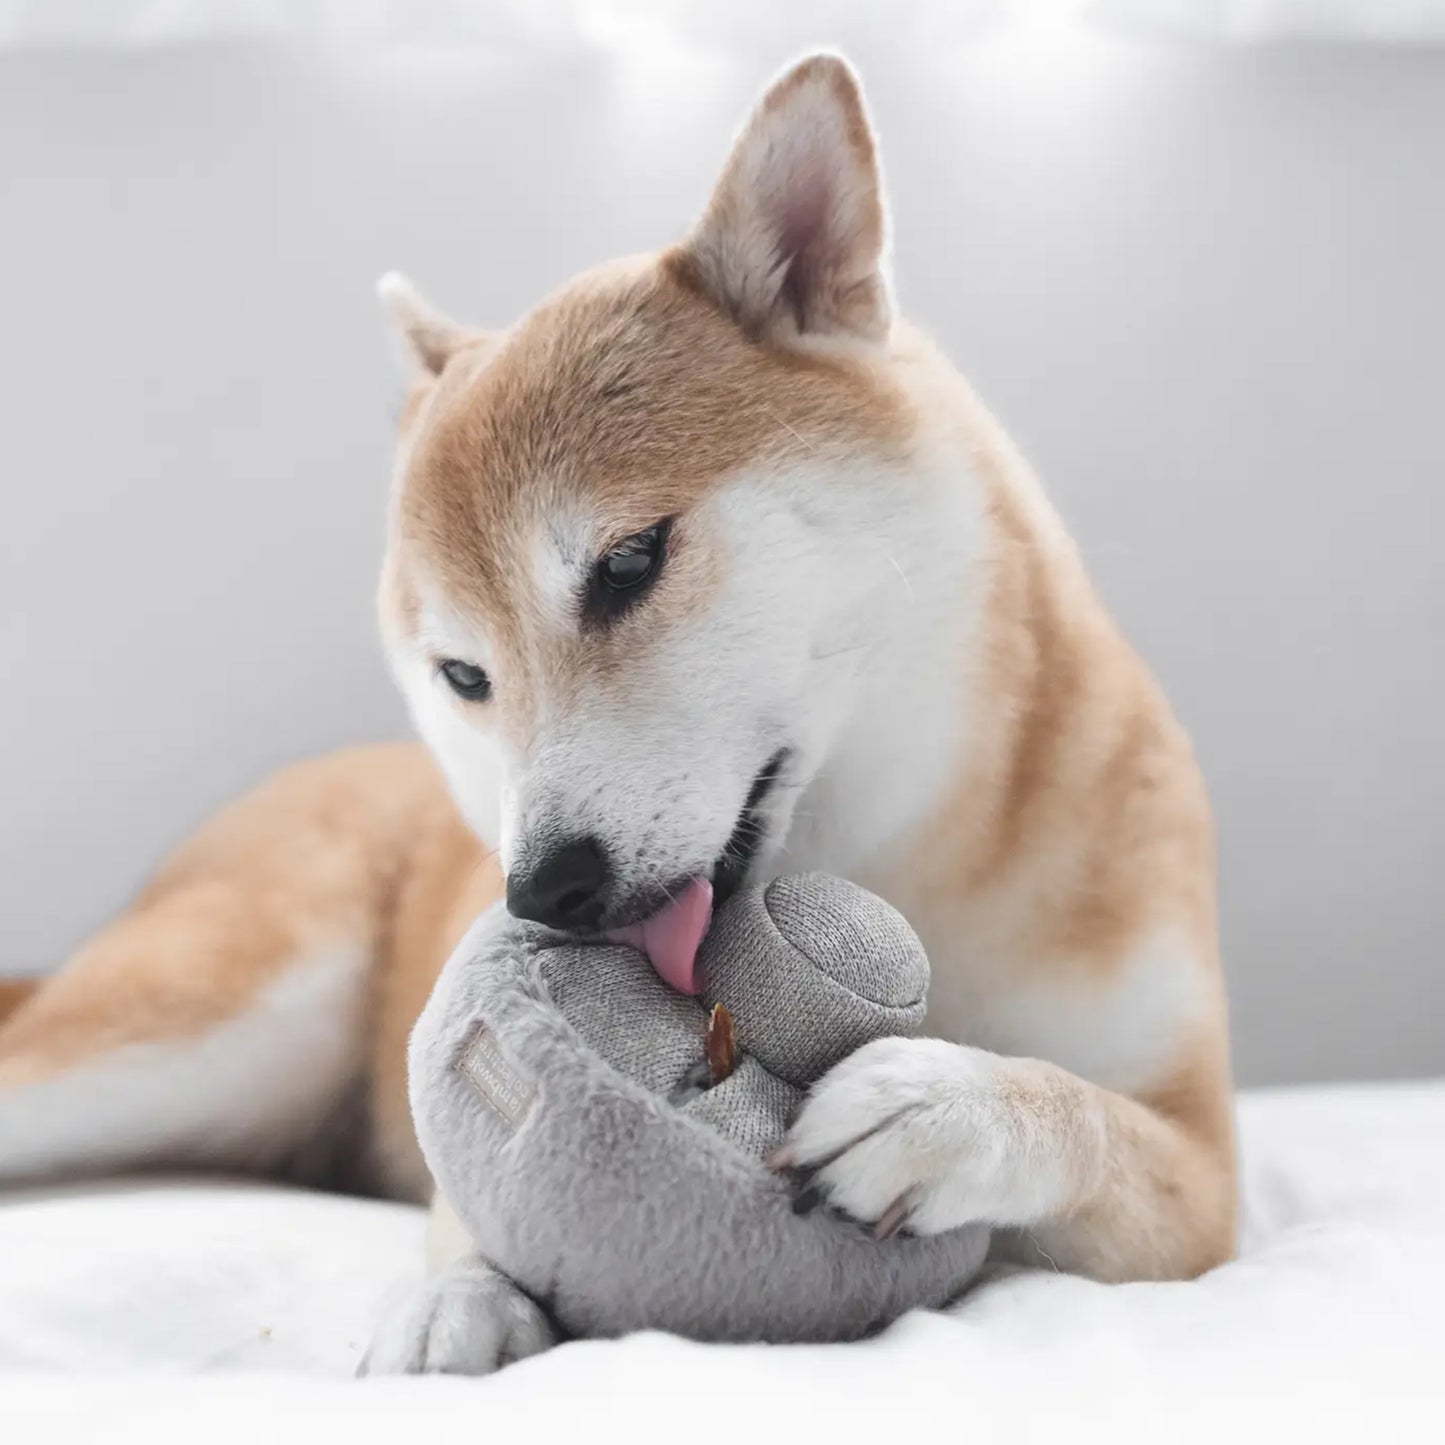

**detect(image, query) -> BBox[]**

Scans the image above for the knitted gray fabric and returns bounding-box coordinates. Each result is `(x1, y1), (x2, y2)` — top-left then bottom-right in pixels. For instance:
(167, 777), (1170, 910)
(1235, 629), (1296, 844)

(699, 873), (930, 1091)
(408, 873), (990, 1346)
(538, 942), (704, 1097)
(531, 873), (930, 1159)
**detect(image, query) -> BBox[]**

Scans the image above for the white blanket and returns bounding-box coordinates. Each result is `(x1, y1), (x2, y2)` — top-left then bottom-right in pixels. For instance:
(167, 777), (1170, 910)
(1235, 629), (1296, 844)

(3, 1082), (1442, 1442)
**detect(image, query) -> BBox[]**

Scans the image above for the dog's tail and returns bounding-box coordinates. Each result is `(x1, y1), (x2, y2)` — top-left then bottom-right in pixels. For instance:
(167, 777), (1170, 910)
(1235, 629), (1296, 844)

(0, 743), (446, 1196)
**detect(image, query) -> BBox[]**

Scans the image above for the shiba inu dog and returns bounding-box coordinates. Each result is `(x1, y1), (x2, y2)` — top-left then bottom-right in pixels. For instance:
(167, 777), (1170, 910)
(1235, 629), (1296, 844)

(0, 55), (1235, 1368)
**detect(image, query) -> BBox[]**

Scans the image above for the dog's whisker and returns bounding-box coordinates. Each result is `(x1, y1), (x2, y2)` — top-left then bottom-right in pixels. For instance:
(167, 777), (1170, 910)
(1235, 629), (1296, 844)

(763, 405), (817, 455)
(880, 547), (915, 601)
(811, 640), (873, 662)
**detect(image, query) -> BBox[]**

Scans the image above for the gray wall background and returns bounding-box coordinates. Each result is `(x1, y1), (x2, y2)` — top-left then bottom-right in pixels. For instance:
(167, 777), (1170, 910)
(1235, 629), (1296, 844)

(1, 22), (1440, 1085)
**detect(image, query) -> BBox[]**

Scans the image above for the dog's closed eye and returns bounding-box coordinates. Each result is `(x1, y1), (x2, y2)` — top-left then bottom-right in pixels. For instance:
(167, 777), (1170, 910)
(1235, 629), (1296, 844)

(438, 658), (493, 701)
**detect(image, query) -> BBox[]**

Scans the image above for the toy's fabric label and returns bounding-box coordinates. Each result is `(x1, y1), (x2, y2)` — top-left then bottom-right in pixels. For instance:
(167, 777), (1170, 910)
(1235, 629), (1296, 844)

(457, 1022), (534, 1130)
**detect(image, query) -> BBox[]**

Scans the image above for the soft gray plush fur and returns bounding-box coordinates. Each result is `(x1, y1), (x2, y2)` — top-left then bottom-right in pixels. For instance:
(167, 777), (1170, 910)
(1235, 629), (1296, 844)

(403, 873), (989, 1355)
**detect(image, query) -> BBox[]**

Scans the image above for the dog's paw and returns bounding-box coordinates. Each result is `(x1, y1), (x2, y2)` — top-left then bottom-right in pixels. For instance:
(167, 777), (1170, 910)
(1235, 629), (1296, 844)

(773, 1037), (1066, 1236)
(358, 1257), (555, 1377)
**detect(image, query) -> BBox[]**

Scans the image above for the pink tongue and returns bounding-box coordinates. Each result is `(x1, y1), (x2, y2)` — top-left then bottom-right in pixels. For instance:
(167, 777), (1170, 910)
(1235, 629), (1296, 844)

(605, 877), (714, 996)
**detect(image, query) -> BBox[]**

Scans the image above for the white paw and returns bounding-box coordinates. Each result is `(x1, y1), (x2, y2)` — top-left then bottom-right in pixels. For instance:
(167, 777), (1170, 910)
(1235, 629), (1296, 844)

(359, 1258), (555, 1377)
(774, 1038), (1066, 1235)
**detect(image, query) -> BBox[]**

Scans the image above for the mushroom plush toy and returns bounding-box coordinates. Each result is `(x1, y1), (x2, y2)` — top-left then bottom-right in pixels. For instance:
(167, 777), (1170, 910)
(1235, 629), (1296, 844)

(366, 872), (989, 1373)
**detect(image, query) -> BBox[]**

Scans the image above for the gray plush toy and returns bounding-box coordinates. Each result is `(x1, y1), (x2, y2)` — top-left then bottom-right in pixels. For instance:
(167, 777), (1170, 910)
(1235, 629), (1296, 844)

(396, 872), (989, 1362)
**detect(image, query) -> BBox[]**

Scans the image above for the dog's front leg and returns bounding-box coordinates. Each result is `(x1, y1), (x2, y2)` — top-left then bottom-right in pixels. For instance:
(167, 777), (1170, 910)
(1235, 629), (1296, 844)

(360, 1254), (554, 1377)
(360, 1201), (555, 1378)
(773, 1036), (1235, 1283)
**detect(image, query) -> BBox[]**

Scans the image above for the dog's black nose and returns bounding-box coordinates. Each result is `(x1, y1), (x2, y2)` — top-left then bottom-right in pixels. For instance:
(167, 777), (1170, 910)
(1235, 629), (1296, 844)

(506, 835), (613, 931)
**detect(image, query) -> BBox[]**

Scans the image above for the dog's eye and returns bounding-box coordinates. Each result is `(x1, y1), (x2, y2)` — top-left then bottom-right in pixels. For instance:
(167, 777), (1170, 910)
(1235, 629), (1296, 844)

(438, 659), (492, 701)
(584, 520), (671, 629)
(598, 524), (667, 591)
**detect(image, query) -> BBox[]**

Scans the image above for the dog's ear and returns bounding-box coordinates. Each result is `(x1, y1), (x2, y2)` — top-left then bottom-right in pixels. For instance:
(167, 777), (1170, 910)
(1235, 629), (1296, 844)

(376, 273), (483, 377)
(674, 54), (891, 347)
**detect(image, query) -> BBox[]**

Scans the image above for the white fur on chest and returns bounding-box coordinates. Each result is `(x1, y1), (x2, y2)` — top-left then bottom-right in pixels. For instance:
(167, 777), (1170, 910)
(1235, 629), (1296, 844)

(921, 927), (1211, 1096)
(775, 451), (986, 880)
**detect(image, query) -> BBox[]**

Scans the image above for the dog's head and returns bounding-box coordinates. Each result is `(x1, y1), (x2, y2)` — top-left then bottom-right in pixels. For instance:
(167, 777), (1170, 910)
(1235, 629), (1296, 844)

(379, 56), (935, 944)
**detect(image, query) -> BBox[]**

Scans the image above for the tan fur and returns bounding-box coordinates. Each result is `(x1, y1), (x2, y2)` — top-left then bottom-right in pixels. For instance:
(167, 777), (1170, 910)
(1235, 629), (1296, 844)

(368, 796), (499, 1196)
(854, 365), (1234, 1278)
(987, 1039), (1234, 1282)
(0, 742), (495, 1199)
(2, 55), (1234, 1283)
(386, 254), (908, 754)
(0, 979), (38, 1030)
(877, 383), (1220, 975)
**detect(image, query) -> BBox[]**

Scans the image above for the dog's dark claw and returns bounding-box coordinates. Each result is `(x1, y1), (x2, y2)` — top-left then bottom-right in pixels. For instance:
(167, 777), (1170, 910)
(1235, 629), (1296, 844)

(791, 1182), (824, 1215)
